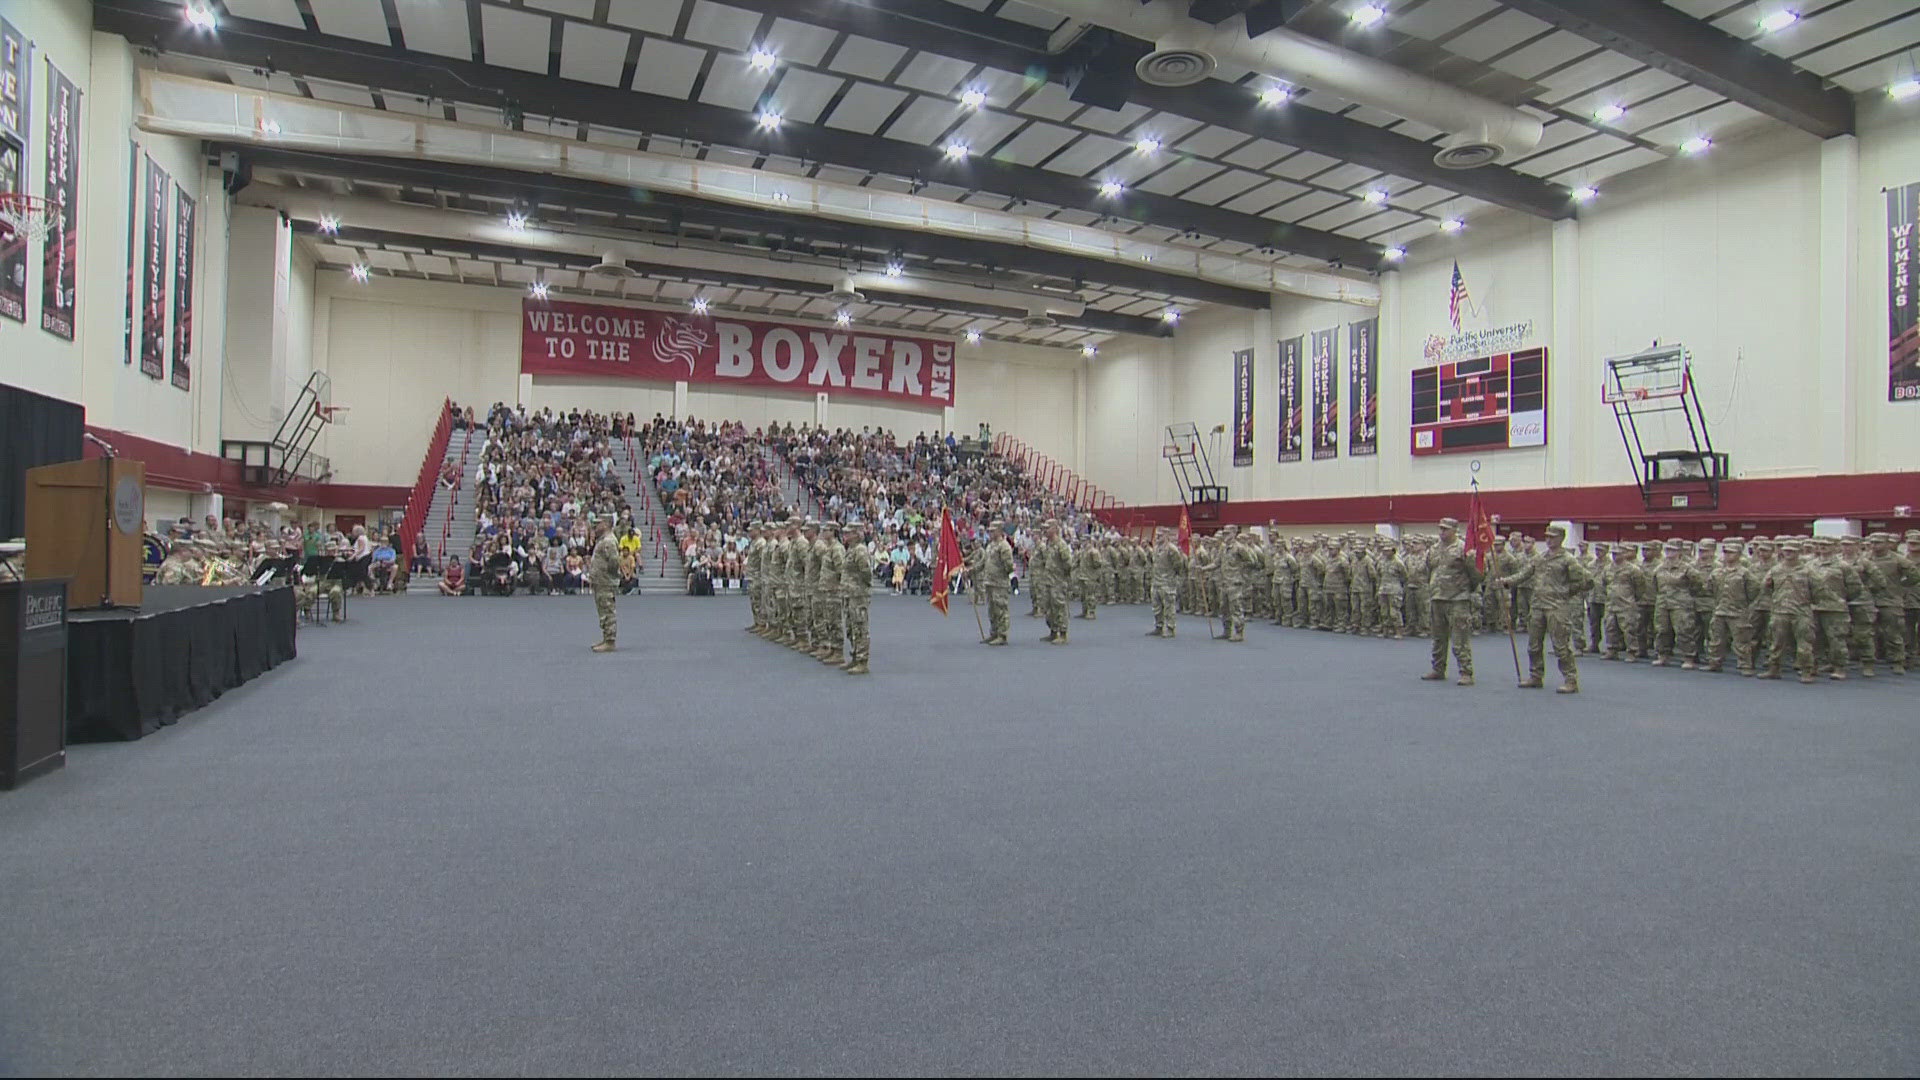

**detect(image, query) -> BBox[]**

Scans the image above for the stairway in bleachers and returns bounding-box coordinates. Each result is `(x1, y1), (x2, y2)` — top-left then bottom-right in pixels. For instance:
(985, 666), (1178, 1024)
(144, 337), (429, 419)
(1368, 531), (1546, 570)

(609, 439), (690, 594)
(761, 445), (823, 521)
(406, 426), (482, 593)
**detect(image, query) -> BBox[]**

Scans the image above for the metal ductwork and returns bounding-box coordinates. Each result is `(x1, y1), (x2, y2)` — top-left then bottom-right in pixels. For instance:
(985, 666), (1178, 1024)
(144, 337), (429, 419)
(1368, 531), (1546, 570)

(823, 276), (865, 304)
(1032, 0), (1544, 166)
(586, 252), (638, 278)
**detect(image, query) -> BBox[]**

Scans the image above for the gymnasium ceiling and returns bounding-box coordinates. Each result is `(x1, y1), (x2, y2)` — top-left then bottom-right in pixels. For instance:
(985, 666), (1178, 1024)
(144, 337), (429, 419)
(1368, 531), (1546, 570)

(97, 0), (1920, 348)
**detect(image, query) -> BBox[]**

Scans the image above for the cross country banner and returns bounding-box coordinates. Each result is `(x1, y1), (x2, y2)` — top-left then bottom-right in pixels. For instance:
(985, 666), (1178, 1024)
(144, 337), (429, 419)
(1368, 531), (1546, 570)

(139, 155), (170, 380)
(522, 298), (955, 409)
(1231, 348), (1254, 467)
(1277, 334), (1303, 463)
(38, 58), (79, 341)
(0, 16), (30, 323)
(1889, 180), (1920, 402)
(1310, 327), (1338, 460)
(1347, 316), (1378, 456)
(171, 186), (194, 390)
(122, 139), (137, 364)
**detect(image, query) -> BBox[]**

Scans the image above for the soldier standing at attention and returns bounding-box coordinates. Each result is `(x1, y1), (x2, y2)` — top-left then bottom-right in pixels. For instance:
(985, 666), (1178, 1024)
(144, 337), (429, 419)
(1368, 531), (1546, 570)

(1149, 526), (1187, 638)
(839, 523), (874, 674)
(744, 523), (765, 634)
(815, 524), (848, 666)
(1905, 529), (1920, 664)
(781, 520), (806, 648)
(978, 519), (1015, 645)
(1322, 537), (1351, 633)
(588, 516), (621, 653)
(1376, 538), (1408, 639)
(1600, 542), (1643, 661)
(1650, 539), (1702, 668)
(1705, 539), (1761, 675)
(1837, 536), (1880, 675)
(1497, 523), (1591, 693)
(1191, 533), (1222, 633)
(1760, 540), (1818, 683)
(1074, 537), (1105, 620)
(1269, 531), (1294, 627)
(1219, 525), (1257, 641)
(1349, 537), (1378, 636)
(1864, 532), (1912, 675)
(1301, 537), (1327, 630)
(1404, 536), (1431, 636)
(1748, 539), (1774, 653)
(1806, 537), (1853, 678)
(1583, 543), (1609, 653)
(1422, 517), (1483, 686)
(1038, 520), (1074, 644)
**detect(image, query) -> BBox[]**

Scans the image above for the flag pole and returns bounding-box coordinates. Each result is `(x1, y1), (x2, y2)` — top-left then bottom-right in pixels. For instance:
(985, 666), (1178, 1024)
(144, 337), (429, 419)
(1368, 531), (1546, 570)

(1475, 477), (1523, 686)
(968, 568), (986, 642)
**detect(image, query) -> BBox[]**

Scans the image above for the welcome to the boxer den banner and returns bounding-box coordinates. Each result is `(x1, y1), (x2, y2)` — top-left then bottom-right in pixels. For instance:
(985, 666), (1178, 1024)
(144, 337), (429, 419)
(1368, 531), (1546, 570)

(521, 298), (956, 409)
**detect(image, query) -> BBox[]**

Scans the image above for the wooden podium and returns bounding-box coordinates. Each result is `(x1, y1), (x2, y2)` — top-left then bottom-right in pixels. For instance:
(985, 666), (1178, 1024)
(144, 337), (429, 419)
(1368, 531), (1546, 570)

(24, 458), (145, 610)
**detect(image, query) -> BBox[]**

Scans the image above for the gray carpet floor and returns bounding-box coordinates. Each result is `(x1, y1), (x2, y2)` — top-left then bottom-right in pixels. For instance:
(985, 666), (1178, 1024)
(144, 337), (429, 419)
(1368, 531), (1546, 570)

(2, 592), (1916, 1077)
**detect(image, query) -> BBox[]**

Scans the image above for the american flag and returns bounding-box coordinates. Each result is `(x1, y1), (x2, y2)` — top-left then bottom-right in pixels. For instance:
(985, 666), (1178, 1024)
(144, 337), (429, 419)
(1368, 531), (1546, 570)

(1448, 261), (1470, 330)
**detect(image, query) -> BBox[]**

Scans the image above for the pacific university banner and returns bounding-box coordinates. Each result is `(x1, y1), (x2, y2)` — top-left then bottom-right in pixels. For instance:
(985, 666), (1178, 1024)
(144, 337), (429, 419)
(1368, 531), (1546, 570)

(139, 155), (169, 380)
(1347, 316), (1378, 457)
(38, 58), (78, 341)
(0, 16), (29, 323)
(1890, 180), (1920, 402)
(1277, 334), (1302, 463)
(521, 298), (956, 409)
(1230, 348), (1253, 467)
(171, 186), (194, 390)
(1310, 327), (1338, 461)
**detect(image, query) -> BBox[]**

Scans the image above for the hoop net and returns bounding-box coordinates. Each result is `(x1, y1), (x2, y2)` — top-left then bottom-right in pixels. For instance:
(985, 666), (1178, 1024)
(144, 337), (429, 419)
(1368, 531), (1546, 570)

(0, 193), (54, 247)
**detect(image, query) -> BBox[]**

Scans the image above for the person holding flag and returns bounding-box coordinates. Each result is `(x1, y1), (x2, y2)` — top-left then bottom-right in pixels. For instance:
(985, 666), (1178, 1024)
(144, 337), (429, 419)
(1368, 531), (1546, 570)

(1423, 510), (1487, 685)
(974, 518), (1016, 645)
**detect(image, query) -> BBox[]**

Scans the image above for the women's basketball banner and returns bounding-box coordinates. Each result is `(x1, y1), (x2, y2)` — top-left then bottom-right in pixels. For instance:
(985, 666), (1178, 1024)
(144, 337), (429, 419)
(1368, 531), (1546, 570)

(521, 298), (956, 409)
(171, 186), (194, 391)
(1347, 316), (1378, 456)
(1277, 335), (1303, 463)
(1310, 327), (1338, 460)
(139, 155), (169, 380)
(1230, 348), (1254, 467)
(0, 16), (30, 324)
(38, 59), (79, 341)
(1889, 180), (1920, 402)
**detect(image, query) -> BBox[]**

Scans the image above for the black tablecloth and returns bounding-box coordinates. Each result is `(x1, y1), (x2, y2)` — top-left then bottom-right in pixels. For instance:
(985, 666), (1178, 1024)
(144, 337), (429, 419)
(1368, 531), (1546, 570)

(66, 585), (297, 742)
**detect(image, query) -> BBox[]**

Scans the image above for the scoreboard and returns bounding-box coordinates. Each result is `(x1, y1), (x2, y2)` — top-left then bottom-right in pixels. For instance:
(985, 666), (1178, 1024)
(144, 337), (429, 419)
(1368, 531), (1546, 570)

(1409, 347), (1547, 456)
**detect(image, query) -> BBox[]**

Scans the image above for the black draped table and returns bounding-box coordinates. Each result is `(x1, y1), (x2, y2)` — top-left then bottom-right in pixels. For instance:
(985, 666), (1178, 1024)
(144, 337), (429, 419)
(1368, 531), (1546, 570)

(66, 585), (298, 742)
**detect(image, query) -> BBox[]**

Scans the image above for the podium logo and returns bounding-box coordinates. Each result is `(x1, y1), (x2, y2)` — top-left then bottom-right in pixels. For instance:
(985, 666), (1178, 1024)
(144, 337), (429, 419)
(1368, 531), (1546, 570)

(24, 591), (65, 632)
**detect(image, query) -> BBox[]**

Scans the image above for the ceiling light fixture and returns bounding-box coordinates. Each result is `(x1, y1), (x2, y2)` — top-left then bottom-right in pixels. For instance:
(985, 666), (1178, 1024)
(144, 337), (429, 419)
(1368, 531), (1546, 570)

(318, 214), (339, 234)
(944, 141), (969, 160)
(184, 3), (217, 30)
(1890, 78), (1920, 101)
(1680, 135), (1712, 155)
(506, 211), (528, 230)
(261, 118), (281, 135)
(1082, 344), (1098, 357)
(1364, 189), (1387, 205)
(349, 264), (370, 282)
(1161, 309), (1179, 324)
(1382, 245), (1405, 261)
(960, 87), (986, 109)
(1758, 10), (1798, 33)
(1098, 179), (1124, 198)
(1351, 4), (1386, 27)
(1594, 103), (1626, 123)
(770, 191), (789, 203)
(1439, 217), (1464, 234)
(691, 297), (709, 315)
(835, 310), (852, 326)
(1259, 85), (1291, 106)
(885, 261), (903, 277)
(757, 111), (782, 131)
(528, 281), (549, 300)
(749, 47), (777, 71)
(1134, 136), (1161, 154)
(965, 329), (982, 344)
(1572, 185), (1598, 203)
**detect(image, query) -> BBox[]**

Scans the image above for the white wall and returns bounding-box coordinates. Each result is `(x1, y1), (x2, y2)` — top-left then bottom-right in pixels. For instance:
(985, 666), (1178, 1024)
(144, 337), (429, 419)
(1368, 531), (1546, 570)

(0, 0), (226, 454)
(310, 271), (1084, 485)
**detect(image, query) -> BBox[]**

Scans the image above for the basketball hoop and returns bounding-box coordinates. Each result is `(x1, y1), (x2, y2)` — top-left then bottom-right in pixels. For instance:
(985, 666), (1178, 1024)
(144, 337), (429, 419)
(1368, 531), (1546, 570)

(316, 404), (350, 426)
(0, 193), (54, 248)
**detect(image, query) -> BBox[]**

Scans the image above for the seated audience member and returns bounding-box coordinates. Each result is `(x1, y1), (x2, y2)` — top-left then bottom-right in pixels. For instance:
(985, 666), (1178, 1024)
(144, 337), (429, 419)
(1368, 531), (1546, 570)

(563, 547), (585, 595)
(439, 559), (467, 596)
(542, 538), (567, 595)
(618, 548), (639, 595)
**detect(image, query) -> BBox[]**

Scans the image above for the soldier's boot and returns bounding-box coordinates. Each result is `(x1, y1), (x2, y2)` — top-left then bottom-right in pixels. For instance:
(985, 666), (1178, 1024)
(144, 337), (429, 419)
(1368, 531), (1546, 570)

(1892, 664), (1907, 676)
(1830, 669), (1847, 680)
(811, 646), (834, 660)
(1621, 654), (1637, 663)
(1861, 664), (1876, 678)
(1049, 633), (1068, 645)
(1518, 676), (1544, 689)
(820, 649), (845, 665)
(591, 641), (615, 653)
(1604, 651), (1622, 661)
(1758, 669), (1781, 680)
(1421, 670), (1446, 681)
(1706, 662), (1724, 673)
(1651, 656), (1668, 667)
(988, 636), (1008, 646)
(843, 661), (870, 675)
(1145, 628), (1163, 636)
(1164, 626), (1175, 639)
(1739, 666), (1756, 677)
(1800, 673), (1818, 684)
(1680, 660), (1698, 671)
(1556, 680), (1579, 694)
(1456, 674), (1475, 687)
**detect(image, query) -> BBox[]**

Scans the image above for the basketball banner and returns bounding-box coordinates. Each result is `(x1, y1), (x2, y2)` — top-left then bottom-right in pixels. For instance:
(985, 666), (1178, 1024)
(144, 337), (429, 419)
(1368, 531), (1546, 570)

(1277, 334), (1302, 463)
(0, 16), (29, 324)
(139, 155), (169, 380)
(171, 186), (194, 391)
(1347, 316), (1378, 457)
(38, 59), (78, 341)
(1889, 180), (1920, 402)
(521, 298), (956, 409)
(1310, 327), (1338, 461)
(1230, 348), (1253, 467)
(122, 139), (135, 364)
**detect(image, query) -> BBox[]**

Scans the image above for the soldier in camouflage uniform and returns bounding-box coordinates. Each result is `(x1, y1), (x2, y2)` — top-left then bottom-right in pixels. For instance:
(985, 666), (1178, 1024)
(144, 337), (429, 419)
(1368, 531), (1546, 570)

(1498, 523), (1591, 693)
(1349, 537), (1378, 636)
(1906, 529), (1920, 664)
(1404, 536), (1431, 636)
(1760, 540), (1817, 683)
(1837, 536), (1880, 675)
(977, 519), (1016, 645)
(588, 517), (621, 652)
(840, 522), (874, 674)
(1806, 537), (1854, 678)
(1074, 537), (1105, 620)
(1270, 534), (1298, 627)
(745, 523), (766, 633)
(1422, 518), (1483, 685)
(1302, 537), (1328, 629)
(1149, 526), (1187, 638)
(1864, 532), (1912, 675)
(814, 524), (847, 665)
(1650, 538), (1704, 668)
(1704, 538), (1761, 675)
(1322, 537), (1351, 633)
(1036, 520), (1073, 644)
(1220, 525), (1262, 642)
(1601, 542), (1644, 661)
(1581, 542), (1608, 653)
(1748, 538), (1774, 651)
(1375, 537), (1408, 639)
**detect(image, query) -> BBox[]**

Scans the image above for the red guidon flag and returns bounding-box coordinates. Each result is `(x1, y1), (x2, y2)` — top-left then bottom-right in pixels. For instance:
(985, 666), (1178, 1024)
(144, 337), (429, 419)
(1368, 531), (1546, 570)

(930, 508), (964, 615)
(1177, 506), (1192, 555)
(1465, 485), (1497, 573)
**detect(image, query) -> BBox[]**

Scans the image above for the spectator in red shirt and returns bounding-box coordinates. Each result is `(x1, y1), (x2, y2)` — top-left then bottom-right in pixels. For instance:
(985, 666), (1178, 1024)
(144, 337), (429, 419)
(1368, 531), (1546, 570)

(438, 560), (466, 596)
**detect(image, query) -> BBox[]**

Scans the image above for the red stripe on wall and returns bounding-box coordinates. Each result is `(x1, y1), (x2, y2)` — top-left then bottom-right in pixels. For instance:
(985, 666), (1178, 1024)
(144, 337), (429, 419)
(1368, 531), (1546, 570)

(83, 426), (408, 509)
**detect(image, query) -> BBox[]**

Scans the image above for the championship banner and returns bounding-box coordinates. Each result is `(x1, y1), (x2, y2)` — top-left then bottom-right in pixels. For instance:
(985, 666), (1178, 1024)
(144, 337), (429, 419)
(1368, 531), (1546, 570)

(1347, 316), (1378, 457)
(522, 298), (956, 409)
(122, 139), (136, 364)
(38, 59), (79, 341)
(1277, 334), (1302, 463)
(1310, 327), (1338, 461)
(1889, 180), (1920, 402)
(139, 155), (170, 380)
(1230, 348), (1254, 467)
(171, 186), (194, 391)
(0, 16), (29, 323)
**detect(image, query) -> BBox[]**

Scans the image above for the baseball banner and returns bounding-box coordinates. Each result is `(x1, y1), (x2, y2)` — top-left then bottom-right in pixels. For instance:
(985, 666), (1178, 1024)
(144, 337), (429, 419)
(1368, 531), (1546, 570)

(1231, 348), (1254, 467)
(122, 139), (136, 364)
(1890, 180), (1920, 402)
(1277, 334), (1303, 463)
(171, 186), (194, 391)
(1310, 327), (1338, 461)
(522, 298), (956, 409)
(139, 155), (169, 380)
(0, 16), (29, 323)
(1347, 315), (1378, 456)
(38, 58), (78, 341)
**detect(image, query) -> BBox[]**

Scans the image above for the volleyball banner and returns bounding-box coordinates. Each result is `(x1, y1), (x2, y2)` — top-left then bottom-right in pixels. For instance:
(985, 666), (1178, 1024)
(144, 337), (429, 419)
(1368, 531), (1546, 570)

(171, 187), (194, 391)
(1347, 316), (1378, 457)
(0, 16), (29, 324)
(1277, 335), (1302, 463)
(139, 155), (169, 380)
(1231, 348), (1254, 467)
(522, 298), (956, 409)
(1889, 180), (1920, 402)
(1310, 327), (1338, 461)
(37, 59), (78, 341)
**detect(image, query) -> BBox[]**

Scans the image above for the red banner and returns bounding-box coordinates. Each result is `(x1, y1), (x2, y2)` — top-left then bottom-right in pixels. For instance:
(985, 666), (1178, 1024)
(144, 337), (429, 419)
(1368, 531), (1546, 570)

(521, 298), (955, 410)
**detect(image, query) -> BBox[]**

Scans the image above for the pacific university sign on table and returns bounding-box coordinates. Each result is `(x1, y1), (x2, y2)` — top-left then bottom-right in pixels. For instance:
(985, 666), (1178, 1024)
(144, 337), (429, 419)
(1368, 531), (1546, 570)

(521, 298), (956, 410)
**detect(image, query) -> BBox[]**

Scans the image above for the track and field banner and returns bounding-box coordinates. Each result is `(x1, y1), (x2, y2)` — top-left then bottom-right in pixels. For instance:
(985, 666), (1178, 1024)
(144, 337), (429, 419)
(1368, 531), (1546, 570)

(171, 186), (194, 391)
(1347, 316), (1378, 457)
(1889, 180), (1920, 402)
(1277, 334), (1302, 463)
(139, 155), (169, 380)
(0, 16), (29, 323)
(521, 298), (956, 409)
(1310, 327), (1338, 460)
(38, 58), (79, 341)
(1230, 347), (1254, 467)
(122, 139), (136, 364)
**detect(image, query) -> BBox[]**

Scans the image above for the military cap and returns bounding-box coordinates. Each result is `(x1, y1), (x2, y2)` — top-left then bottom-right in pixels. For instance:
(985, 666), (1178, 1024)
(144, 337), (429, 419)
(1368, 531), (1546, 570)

(1543, 523), (1566, 537)
(1750, 538), (1773, 550)
(1719, 539), (1744, 551)
(1437, 517), (1460, 530)
(1838, 534), (1860, 545)
(1662, 538), (1685, 550)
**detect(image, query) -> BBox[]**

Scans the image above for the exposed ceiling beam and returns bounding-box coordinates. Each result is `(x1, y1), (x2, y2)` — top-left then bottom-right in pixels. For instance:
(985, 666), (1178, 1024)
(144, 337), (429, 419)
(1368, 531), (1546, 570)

(720, 0), (1575, 220)
(293, 221), (1171, 338)
(232, 145), (1274, 309)
(1495, 0), (1853, 139)
(1187, 0), (1307, 35)
(91, 0), (1381, 269)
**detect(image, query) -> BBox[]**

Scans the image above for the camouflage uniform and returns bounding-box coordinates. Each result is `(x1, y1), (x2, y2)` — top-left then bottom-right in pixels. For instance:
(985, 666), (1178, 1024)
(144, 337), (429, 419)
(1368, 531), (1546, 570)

(839, 525), (874, 673)
(1650, 540), (1705, 667)
(978, 522), (1015, 645)
(1037, 526), (1074, 643)
(1422, 519), (1483, 685)
(1601, 546), (1644, 660)
(1705, 540), (1761, 675)
(1074, 541), (1106, 620)
(1375, 541), (1407, 639)
(814, 527), (847, 664)
(1760, 543), (1817, 682)
(1322, 541), (1350, 633)
(1149, 530), (1188, 637)
(588, 525), (621, 650)
(1499, 525), (1591, 692)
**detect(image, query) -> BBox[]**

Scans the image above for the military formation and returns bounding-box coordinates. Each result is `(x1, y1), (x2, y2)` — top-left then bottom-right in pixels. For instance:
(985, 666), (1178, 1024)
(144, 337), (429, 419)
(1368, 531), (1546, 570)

(741, 518), (876, 674)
